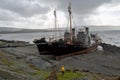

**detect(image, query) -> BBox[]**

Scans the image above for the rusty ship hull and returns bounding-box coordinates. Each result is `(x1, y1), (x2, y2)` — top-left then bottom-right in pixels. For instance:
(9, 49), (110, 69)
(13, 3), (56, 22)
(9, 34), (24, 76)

(35, 42), (98, 59)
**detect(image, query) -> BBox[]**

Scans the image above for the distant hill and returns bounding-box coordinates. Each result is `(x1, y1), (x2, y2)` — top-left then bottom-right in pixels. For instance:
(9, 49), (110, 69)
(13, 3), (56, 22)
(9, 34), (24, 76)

(0, 27), (64, 34)
(0, 27), (21, 32)
(1, 26), (119, 34)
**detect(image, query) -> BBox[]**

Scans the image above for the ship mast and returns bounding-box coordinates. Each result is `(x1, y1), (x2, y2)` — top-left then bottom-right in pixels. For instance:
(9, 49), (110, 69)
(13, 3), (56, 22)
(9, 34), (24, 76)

(54, 9), (57, 39)
(68, 2), (72, 44)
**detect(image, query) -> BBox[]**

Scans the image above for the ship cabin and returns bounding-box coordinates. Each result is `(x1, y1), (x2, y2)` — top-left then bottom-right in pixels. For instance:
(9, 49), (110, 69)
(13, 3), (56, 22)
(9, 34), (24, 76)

(64, 27), (91, 48)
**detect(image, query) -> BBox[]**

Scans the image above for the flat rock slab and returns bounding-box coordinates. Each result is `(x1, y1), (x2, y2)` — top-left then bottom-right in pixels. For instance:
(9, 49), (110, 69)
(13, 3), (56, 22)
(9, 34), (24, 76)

(1, 43), (120, 76)
(1, 45), (39, 56)
(56, 50), (120, 76)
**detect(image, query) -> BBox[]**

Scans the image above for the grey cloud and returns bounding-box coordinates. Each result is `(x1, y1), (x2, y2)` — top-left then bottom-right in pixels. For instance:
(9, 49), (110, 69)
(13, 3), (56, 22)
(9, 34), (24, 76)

(112, 0), (120, 3)
(0, 0), (50, 17)
(0, 9), (19, 21)
(0, 21), (16, 27)
(37, 0), (58, 7)
(0, 0), (117, 28)
(57, 0), (111, 15)
(104, 0), (120, 7)
(0, 0), (112, 18)
(55, 0), (112, 26)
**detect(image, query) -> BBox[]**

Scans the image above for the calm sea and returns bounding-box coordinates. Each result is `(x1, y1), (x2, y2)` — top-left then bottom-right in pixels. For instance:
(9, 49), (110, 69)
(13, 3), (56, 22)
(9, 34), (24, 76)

(0, 30), (120, 46)
(0, 32), (64, 43)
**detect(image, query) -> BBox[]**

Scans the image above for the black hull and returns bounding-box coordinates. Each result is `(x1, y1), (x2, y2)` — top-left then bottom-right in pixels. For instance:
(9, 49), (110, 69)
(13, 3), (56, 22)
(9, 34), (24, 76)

(35, 42), (98, 56)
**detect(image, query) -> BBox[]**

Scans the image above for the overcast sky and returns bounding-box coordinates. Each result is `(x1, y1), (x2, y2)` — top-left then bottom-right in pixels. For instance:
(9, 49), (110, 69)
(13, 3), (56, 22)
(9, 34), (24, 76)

(0, 0), (120, 30)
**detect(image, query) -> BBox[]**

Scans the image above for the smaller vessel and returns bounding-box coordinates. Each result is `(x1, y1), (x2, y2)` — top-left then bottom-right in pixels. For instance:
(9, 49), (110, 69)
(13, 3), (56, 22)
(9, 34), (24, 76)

(33, 3), (101, 59)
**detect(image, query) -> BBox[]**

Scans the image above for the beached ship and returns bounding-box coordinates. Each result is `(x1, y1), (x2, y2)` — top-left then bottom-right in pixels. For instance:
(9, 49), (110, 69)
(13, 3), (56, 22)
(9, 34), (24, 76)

(33, 3), (101, 59)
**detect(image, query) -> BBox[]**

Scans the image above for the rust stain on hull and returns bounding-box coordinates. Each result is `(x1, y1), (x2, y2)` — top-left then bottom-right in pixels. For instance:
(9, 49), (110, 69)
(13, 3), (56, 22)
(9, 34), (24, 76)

(55, 44), (98, 60)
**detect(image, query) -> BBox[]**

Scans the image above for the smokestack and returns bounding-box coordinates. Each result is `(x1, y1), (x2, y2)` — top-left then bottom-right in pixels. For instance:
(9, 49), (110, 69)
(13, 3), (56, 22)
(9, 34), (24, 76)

(86, 27), (89, 34)
(72, 28), (75, 36)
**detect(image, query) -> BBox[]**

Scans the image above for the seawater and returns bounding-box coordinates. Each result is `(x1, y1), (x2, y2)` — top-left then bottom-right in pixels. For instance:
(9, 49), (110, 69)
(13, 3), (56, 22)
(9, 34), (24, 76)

(0, 30), (120, 46)
(0, 32), (64, 43)
(93, 30), (120, 46)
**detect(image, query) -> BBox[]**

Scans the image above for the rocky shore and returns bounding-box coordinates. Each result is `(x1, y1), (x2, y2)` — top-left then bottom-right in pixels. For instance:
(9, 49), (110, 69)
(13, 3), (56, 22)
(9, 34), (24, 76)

(0, 40), (120, 80)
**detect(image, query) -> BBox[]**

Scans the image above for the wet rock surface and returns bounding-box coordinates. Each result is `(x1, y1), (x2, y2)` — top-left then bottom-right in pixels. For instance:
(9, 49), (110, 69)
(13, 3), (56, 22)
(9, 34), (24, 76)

(56, 43), (120, 76)
(0, 42), (120, 79)
(101, 43), (120, 53)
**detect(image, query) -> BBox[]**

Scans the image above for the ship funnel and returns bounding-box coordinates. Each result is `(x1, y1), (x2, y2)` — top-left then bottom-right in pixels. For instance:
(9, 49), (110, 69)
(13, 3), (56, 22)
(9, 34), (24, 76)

(72, 28), (75, 36)
(85, 27), (89, 34)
